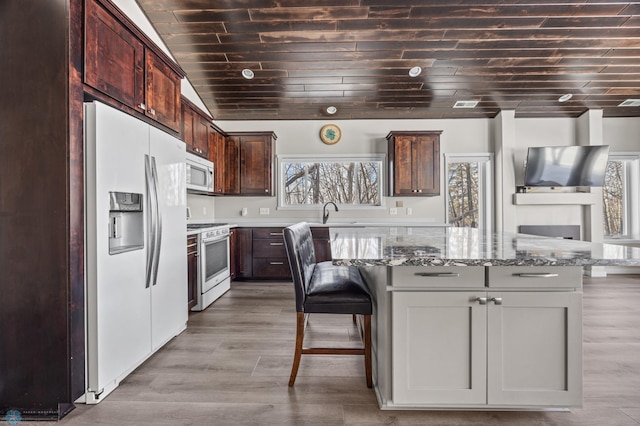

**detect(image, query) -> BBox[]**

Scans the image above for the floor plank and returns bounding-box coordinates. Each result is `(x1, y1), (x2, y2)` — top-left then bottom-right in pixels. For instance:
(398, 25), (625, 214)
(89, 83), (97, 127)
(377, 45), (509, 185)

(52, 276), (640, 425)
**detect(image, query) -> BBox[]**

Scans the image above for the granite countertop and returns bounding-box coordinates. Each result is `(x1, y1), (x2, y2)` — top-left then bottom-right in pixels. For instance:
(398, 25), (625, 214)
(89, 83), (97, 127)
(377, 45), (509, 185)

(329, 226), (640, 267)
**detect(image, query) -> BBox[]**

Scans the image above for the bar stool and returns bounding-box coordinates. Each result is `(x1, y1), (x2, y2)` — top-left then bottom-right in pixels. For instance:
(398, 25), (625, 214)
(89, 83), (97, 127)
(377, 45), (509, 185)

(283, 222), (372, 388)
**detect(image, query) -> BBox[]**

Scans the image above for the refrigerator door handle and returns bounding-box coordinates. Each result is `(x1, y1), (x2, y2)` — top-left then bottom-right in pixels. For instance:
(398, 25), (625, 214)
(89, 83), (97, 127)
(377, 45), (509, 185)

(150, 156), (162, 286)
(144, 154), (156, 289)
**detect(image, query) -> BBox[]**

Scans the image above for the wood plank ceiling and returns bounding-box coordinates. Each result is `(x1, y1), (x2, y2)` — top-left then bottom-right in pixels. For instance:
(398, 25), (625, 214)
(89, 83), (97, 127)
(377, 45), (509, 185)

(136, 0), (640, 120)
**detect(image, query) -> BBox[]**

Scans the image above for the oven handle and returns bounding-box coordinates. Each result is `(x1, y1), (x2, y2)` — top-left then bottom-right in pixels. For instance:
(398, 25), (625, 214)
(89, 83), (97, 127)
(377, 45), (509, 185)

(202, 234), (230, 244)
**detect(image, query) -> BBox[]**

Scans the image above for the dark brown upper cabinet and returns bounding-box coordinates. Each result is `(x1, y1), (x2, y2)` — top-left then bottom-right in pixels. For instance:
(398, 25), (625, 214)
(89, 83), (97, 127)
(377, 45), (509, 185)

(225, 132), (277, 196)
(181, 97), (210, 158)
(208, 125), (228, 195)
(387, 131), (442, 196)
(84, 0), (184, 132)
(145, 51), (181, 132)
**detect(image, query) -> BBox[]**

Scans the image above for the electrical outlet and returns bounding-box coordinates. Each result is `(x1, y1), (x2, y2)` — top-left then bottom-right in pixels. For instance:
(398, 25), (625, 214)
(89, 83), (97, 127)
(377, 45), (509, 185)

(259, 207), (270, 215)
(389, 207), (398, 215)
(241, 207), (248, 216)
(406, 207), (413, 216)
(202, 207), (207, 215)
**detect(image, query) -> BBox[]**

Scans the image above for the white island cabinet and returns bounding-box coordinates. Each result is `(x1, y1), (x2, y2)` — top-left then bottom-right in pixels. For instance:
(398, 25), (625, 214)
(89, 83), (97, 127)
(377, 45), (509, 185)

(392, 266), (583, 408)
(331, 226), (640, 411)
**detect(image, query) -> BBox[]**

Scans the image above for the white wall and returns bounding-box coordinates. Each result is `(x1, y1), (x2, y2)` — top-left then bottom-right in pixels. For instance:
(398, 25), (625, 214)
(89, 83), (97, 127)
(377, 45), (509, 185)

(604, 118), (640, 152)
(210, 118), (490, 223)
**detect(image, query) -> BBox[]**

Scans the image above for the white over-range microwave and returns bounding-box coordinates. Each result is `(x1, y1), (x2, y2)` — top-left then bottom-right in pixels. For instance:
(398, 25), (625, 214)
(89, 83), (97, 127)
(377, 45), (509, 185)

(186, 152), (214, 193)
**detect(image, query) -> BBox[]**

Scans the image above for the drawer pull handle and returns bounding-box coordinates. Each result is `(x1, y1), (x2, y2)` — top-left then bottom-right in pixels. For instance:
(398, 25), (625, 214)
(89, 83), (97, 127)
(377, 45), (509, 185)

(473, 296), (487, 305)
(414, 272), (460, 278)
(513, 273), (559, 278)
(269, 232), (284, 236)
(490, 297), (503, 305)
(270, 261), (284, 265)
(270, 242), (284, 246)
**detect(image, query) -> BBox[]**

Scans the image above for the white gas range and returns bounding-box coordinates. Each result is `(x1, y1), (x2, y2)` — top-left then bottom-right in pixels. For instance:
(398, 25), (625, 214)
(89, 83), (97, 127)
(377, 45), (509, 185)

(187, 223), (231, 311)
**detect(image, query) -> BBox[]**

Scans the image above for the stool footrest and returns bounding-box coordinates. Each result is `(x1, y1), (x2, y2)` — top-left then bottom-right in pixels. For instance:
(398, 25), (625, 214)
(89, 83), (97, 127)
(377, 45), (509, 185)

(302, 348), (365, 355)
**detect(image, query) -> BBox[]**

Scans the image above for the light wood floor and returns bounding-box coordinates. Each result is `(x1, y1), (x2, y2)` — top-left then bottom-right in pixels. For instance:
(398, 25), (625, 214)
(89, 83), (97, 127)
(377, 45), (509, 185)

(50, 275), (640, 425)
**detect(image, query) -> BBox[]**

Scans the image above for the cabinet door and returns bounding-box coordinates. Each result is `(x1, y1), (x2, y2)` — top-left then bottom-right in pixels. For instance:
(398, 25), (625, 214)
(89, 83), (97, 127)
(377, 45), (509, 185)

(209, 128), (225, 194)
(413, 134), (440, 195)
(234, 228), (253, 278)
(145, 50), (181, 132)
(392, 292), (487, 405)
(84, 0), (145, 111)
(487, 291), (583, 407)
(182, 104), (195, 152)
(228, 229), (237, 280)
(392, 136), (415, 195)
(240, 135), (273, 195)
(194, 115), (210, 158)
(223, 136), (240, 195)
(311, 227), (332, 262)
(187, 236), (198, 310)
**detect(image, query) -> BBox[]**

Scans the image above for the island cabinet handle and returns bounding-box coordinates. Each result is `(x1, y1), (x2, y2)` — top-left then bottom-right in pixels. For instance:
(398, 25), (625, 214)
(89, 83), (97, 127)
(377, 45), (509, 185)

(513, 273), (559, 278)
(269, 261), (284, 265)
(490, 297), (503, 305)
(269, 242), (284, 246)
(414, 272), (460, 278)
(473, 296), (487, 305)
(269, 232), (284, 236)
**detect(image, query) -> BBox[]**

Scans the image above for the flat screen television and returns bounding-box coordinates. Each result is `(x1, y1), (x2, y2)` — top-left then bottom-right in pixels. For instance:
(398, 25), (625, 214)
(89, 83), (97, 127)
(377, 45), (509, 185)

(524, 145), (610, 187)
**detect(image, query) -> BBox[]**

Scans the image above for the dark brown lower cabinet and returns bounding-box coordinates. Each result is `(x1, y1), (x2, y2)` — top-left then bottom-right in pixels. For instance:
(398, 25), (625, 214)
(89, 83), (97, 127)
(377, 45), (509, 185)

(187, 235), (198, 310)
(252, 228), (291, 280)
(231, 226), (332, 281)
(234, 227), (253, 279)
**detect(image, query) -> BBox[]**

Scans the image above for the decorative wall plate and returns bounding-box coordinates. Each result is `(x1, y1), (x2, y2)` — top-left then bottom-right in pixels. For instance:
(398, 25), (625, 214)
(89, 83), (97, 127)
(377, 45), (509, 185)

(320, 124), (342, 145)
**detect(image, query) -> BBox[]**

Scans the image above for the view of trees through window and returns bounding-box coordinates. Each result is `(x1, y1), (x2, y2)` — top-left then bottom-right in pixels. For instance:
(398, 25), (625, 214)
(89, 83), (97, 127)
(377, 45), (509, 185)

(282, 160), (381, 206)
(447, 162), (479, 227)
(603, 160), (624, 236)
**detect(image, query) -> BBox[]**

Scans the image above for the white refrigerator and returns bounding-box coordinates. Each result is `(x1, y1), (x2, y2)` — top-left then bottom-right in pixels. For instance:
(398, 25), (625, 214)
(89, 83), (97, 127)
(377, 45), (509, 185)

(83, 101), (187, 403)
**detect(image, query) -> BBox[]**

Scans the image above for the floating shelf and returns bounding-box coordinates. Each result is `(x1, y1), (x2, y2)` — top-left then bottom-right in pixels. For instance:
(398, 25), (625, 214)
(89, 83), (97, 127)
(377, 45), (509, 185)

(513, 192), (598, 206)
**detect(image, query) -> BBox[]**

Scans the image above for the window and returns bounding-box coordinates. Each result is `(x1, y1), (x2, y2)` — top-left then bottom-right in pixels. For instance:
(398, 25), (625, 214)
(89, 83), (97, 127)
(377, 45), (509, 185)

(278, 155), (384, 208)
(445, 154), (493, 233)
(603, 154), (640, 238)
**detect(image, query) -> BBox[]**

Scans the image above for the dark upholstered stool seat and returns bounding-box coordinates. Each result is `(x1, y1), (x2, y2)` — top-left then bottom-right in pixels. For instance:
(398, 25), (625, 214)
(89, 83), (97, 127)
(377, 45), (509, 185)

(283, 222), (373, 388)
(305, 262), (372, 315)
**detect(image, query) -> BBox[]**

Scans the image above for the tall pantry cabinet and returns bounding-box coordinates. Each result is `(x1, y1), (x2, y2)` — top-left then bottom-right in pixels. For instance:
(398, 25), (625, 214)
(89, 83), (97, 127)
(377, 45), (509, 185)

(1, 0), (85, 419)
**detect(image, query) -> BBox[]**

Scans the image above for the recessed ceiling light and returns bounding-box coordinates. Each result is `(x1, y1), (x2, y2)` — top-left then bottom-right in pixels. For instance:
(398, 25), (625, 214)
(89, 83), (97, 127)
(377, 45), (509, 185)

(326, 106), (337, 115)
(408, 66), (422, 77)
(453, 100), (478, 109)
(618, 99), (640, 107)
(241, 69), (254, 79)
(558, 93), (573, 103)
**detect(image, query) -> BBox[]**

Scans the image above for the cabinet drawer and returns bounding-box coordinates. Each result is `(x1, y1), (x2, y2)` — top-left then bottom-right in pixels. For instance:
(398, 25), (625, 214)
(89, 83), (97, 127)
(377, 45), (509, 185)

(253, 228), (285, 239)
(253, 258), (291, 278)
(253, 239), (287, 258)
(391, 266), (484, 289)
(487, 266), (582, 289)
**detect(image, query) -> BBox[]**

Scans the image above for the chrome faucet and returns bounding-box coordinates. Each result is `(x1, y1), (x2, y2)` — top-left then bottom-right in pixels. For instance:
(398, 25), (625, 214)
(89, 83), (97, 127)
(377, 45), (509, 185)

(322, 202), (339, 224)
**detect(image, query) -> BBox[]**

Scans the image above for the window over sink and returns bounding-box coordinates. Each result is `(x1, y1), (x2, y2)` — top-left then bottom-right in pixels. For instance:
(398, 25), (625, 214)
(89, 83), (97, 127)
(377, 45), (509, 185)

(278, 155), (384, 209)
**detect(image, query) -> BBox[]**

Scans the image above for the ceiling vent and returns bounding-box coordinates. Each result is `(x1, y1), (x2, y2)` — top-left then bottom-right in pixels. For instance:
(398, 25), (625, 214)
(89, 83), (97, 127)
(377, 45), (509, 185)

(453, 100), (479, 109)
(618, 99), (640, 107)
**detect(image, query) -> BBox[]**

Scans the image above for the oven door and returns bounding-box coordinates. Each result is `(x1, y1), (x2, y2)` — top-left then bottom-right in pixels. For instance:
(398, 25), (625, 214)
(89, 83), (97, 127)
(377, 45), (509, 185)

(200, 234), (230, 293)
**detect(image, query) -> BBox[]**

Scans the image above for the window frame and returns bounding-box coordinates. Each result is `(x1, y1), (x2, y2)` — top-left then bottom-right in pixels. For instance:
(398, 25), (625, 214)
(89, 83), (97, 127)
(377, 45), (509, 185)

(277, 154), (386, 210)
(603, 152), (640, 240)
(444, 153), (494, 234)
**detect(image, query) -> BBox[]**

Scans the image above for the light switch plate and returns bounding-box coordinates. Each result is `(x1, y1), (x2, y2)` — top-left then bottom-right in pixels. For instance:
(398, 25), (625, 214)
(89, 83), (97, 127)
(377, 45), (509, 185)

(389, 207), (398, 215)
(259, 207), (270, 215)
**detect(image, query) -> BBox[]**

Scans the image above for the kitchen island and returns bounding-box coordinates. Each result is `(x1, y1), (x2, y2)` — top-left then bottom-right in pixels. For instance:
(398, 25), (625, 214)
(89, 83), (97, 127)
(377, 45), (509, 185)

(329, 226), (640, 411)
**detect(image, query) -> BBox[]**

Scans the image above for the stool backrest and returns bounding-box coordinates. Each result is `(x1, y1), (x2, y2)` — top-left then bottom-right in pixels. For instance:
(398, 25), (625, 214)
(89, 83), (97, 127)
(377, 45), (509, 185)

(283, 222), (317, 312)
